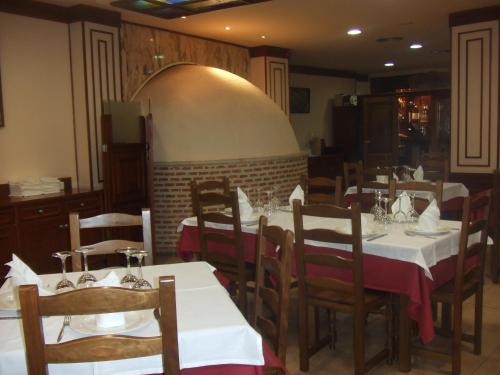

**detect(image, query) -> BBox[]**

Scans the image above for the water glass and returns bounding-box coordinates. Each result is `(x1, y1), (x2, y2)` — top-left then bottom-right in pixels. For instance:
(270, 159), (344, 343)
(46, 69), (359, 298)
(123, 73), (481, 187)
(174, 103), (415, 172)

(380, 197), (393, 226)
(407, 193), (420, 223)
(132, 250), (152, 289)
(393, 193), (408, 223)
(371, 191), (385, 222)
(52, 251), (75, 293)
(116, 247), (139, 288)
(75, 246), (97, 288)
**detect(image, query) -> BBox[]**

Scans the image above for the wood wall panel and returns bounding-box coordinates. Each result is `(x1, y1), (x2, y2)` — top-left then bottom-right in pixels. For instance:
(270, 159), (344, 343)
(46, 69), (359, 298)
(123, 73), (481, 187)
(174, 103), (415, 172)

(451, 20), (499, 173)
(266, 58), (289, 115)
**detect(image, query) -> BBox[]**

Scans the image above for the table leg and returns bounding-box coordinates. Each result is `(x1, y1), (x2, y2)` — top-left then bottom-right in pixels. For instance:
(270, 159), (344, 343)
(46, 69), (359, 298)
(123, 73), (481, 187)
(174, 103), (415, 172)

(398, 294), (411, 372)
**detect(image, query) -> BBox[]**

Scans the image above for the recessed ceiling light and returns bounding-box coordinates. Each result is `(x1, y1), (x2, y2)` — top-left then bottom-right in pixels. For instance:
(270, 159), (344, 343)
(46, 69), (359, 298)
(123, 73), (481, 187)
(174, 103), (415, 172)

(384, 62), (395, 67)
(347, 28), (362, 36)
(261, 35), (266, 39)
(224, 26), (231, 31)
(181, 16), (187, 19)
(410, 43), (423, 49)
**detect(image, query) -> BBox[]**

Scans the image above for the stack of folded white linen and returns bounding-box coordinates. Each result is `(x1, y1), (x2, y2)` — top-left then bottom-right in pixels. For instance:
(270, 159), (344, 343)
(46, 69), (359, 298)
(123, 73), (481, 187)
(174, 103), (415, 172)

(9, 177), (63, 197)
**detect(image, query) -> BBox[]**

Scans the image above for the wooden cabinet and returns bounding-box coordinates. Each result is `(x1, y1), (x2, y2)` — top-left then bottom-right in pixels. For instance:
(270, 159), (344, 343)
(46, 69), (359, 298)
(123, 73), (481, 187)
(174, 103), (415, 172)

(0, 190), (103, 277)
(332, 106), (362, 162)
(308, 154), (344, 180)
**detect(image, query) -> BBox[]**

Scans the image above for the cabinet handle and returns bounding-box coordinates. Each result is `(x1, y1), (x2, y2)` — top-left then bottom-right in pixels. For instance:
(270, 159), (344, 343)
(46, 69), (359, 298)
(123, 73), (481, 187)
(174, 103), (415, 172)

(80, 202), (85, 207)
(59, 224), (69, 229)
(64, 224), (69, 228)
(37, 208), (44, 214)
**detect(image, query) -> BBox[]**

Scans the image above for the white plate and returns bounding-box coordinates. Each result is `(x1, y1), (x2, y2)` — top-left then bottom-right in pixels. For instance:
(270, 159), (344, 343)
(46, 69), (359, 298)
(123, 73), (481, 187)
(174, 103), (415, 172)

(405, 225), (450, 236)
(70, 310), (154, 335)
(241, 213), (260, 225)
(0, 293), (17, 311)
(278, 205), (293, 212)
(362, 229), (384, 239)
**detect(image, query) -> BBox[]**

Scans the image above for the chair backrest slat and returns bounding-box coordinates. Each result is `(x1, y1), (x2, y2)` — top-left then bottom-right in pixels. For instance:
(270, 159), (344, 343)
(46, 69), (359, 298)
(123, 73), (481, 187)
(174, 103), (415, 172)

(390, 180), (443, 212)
(301, 175), (343, 206)
(343, 161), (363, 191)
(304, 275), (354, 294)
(304, 252), (353, 269)
(190, 177), (230, 216)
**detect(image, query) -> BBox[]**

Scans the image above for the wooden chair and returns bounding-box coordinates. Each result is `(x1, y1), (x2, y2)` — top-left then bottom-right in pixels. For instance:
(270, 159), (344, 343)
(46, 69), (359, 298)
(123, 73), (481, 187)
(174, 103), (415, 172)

(193, 188), (251, 315)
(343, 161), (363, 191)
(389, 180), (443, 213)
(292, 200), (392, 374)
(417, 152), (450, 181)
(190, 177), (230, 216)
(19, 276), (180, 375)
(70, 208), (153, 271)
(490, 170), (500, 283)
(300, 175), (343, 206)
(354, 176), (397, 213)
(254, 216), (293, 375)
(412, 195), (490, 374)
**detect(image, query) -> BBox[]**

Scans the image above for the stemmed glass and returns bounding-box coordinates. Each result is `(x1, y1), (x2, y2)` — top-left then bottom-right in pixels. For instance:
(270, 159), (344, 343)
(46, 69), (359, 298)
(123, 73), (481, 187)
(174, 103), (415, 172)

(407, 193), (420, 223)
(393, 193), (408, 223)
(52, 251), (75, 293)
(254, 188), (264, 213)
(381, 197), (393, 226)
(271, 185), (281, 211)
(132, 250), (152, 289)
(370, 191), (384, 222)
(264, 189), (274, 217)
(75, 246), (97, 288)
(116, 247), (139, 288)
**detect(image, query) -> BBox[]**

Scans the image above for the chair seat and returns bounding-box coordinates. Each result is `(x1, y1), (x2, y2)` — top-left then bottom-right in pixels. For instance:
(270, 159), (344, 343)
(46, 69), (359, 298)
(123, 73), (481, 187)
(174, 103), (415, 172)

(431, 276), (480, 304)
(307, 286), (389, 313)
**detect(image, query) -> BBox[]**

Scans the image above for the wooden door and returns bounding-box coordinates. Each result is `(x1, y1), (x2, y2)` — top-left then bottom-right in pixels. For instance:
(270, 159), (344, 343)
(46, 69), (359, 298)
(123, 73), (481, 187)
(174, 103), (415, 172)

(362, 96), (398, 167)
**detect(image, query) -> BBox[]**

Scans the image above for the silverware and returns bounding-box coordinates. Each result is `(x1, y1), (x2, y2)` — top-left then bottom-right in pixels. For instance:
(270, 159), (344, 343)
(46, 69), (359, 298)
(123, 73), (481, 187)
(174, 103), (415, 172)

(0, 316), (21, 320)
(366, 233), (388, 242)
(405, 231), (437, 240)
(57, 315), (71, 343)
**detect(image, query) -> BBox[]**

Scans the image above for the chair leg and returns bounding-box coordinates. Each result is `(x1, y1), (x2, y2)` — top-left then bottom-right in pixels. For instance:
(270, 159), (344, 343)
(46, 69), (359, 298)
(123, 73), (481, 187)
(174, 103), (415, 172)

(473, 289), (484, 355)
(385, 302), (394, 364)
(441, 303), (452, 337)
(298, 299), (310, 371)
(452, 303), (463, 375)
(353, 311), (365, 375)
(490, 244), (499, 283)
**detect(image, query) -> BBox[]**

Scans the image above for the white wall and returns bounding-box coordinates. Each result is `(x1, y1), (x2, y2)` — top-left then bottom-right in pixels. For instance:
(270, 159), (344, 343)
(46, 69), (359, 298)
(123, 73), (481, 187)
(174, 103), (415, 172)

(0, 13), (77, 184)
(289, 73), (370, 151)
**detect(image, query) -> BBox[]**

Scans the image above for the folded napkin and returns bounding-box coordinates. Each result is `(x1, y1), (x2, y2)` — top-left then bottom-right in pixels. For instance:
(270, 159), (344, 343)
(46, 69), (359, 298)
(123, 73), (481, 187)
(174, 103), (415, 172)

(94, 271), (125, 328)
(391, 192), (411, 214)
(417, 199), (440, 231)
(5, 254), (53, 296)
(289, 185), (304, 207)
(393, 173), (399, 182)
(237, 187), (254, 219)
(413, 165), (424, 181)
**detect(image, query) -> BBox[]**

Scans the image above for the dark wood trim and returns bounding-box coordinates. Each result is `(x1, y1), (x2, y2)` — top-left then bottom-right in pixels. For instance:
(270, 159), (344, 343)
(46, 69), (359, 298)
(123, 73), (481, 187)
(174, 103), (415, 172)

(249, 45), (290, 59)
(450, 172), (493, 195)
(450, 5), (500, 27)
(121, 21), (248, 49)
(290, 64), (368, 81)
(269, 61), (287, 114)
(68, 24), (80, 189)
(0, 1), (121, 26)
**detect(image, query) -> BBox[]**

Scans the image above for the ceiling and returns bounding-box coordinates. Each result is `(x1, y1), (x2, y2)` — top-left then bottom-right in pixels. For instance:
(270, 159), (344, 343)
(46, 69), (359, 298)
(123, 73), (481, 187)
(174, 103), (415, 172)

(44, 0), (500, 75)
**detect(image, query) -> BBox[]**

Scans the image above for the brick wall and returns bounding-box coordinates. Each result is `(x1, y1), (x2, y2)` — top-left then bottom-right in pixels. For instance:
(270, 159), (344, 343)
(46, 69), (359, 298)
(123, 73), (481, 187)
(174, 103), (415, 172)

(153, 152), (308, 253)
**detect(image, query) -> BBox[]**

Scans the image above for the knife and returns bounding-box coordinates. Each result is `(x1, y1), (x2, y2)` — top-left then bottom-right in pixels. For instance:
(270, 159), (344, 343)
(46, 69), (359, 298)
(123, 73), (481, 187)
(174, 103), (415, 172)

(365, 233), (388, 242)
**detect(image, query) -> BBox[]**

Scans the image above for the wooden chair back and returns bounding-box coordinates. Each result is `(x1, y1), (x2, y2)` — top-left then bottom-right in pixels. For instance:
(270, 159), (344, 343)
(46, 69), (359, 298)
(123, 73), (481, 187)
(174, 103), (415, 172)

(70, 209), (153, 271)
(389, 180), (443, 213)
(190, 177), (230, 216)
(490, 170), (500, 283)
(343, 161), (363, 191)
(254, 216), (293, 372)
(19, 276), (180, 375)
(355, 177), (396, 213)
(417, 153), (450, 181)
(455, 195), (490, 302)
(300, 175), (343, 206)
(194, 189), (248, 313)
(292, 200), (364, 312)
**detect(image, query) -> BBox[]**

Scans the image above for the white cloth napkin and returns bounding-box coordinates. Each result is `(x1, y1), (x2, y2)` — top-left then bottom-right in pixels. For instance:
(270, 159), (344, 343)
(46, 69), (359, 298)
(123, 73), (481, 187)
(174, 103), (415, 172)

(413, 165), (424, 181)
(393, 173), (399, 182)
(391, 192), (411, 214)
(289, 185), (304, 206)
(4, 254), (53, 296)
(417, 199), (440, 232)
(94, 271), (125, 328)
(237, 187), (254, 219)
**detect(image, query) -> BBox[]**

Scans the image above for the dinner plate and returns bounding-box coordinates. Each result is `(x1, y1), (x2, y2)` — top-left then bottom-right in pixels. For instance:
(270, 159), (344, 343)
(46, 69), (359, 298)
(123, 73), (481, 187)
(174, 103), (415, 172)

(278, 205), (293, 212)
(405, 225), (450, 236)
(70, 310), (154, 335)
(0, 292), (18, 311)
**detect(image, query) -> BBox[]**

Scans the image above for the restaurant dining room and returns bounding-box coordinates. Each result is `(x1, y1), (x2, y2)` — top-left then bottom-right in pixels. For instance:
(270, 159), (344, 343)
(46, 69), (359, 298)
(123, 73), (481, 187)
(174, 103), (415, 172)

(1, 0), (500, 374)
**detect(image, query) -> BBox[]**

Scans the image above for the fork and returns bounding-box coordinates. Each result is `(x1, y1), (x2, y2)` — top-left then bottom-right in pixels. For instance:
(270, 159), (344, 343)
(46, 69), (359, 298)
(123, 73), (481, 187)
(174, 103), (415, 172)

(57, 315), (71, 343)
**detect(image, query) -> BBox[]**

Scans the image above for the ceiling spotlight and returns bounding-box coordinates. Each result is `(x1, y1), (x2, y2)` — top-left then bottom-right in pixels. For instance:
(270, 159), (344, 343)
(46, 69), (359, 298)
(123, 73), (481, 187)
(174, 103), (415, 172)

(384, 62), (395, 67)
(181, 16), (187, 19)
(347, 28), (362, 36)
(261, 35), (266, 39)
(410, 43), (423, 49)
(224, 26), (231, 31)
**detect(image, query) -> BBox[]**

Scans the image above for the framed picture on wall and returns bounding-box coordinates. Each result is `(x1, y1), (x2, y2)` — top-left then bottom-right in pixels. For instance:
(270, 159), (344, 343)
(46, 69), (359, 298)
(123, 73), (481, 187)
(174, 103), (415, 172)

(290, 87), (310, 113)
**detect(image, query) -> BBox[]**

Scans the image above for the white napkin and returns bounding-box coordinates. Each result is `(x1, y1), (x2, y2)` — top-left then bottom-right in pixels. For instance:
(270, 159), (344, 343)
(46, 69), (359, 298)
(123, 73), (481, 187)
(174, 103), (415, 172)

(289, 185), (304, 206)
(417, 199), (440, 232)
(391, 192), (411, 214)
(4, 254), (53, 296)
(94, 271), (125, 328)
(413, 165), (424, 181)
(237, 187), (254, 220)
(393, 173), (399, 182)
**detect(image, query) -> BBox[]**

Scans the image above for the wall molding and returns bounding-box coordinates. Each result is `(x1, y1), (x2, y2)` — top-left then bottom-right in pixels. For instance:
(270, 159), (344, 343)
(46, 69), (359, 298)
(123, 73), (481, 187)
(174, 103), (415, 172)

(450, 5), (500, 27)
(249, 45), (290, 59)
(290, 64), (368, 81)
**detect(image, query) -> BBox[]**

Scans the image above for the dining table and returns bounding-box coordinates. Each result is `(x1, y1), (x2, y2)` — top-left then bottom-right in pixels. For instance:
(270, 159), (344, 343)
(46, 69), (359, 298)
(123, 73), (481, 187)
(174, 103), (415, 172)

(0, 261), (276, 375)
(177, 210), (475, 372)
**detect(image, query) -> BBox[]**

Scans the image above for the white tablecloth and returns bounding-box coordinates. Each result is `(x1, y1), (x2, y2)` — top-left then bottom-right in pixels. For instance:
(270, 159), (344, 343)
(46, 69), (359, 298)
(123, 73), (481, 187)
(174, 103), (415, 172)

(179, 212), (467, 280)
(344, 182), (469, 202)
(0, 262), (264, 375)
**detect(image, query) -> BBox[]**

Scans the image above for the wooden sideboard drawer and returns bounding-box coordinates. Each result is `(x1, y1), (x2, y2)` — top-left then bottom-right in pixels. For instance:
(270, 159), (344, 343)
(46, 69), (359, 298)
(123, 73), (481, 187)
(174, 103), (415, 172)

(0, 208), (15, 227)
(18, 202), (62, 221)
(65, 195), (101, 213)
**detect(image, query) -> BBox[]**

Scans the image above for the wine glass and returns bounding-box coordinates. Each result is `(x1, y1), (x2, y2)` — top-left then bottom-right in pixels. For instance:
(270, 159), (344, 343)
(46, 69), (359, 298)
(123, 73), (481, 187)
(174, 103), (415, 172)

(132, 250), (152, 289)
(254, 188), (264, 213)
(116, 247), (139, 288)
(52, 251), (75, 293)
(370, 191), (384, 222)
(381, 197), (393, 226)
(75, 246), (97, 288)
(271, 185), (281, 211)
(264, 189), (274, 217)
(393, 193), (408, 223)
(408, 193), (420, 223)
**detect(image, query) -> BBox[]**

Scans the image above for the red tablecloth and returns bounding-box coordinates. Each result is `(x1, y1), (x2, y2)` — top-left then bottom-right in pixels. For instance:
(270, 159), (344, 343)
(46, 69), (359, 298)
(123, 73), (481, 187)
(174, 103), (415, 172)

(178, 225), (457, 344)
